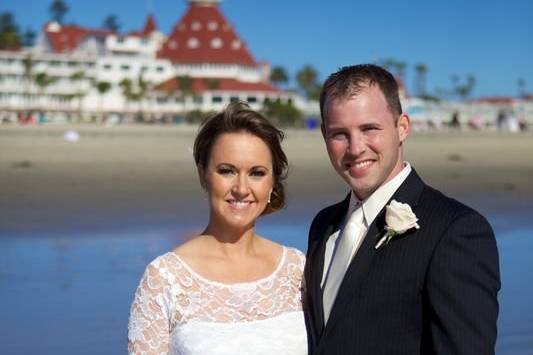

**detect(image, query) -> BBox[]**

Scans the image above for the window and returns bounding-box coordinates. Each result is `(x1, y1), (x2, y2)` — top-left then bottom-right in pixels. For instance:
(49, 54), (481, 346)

(212, 96), (223, 103)
(246, 96), (257, 103)
(191, 22), (202, 31)
(187, 37), (199, 49)
(121, 64), (130, 71)
(230, 96), (239, 103)
(211, 38), (223, 49)
(157, 97), (168, 104)
(103, 64), (112, 70)
(156, 66), (164, 72)
(68, 61), (77, 67)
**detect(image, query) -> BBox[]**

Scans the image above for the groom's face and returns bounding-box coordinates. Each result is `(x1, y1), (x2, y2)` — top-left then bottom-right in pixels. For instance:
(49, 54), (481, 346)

(322, 85), (409, 200)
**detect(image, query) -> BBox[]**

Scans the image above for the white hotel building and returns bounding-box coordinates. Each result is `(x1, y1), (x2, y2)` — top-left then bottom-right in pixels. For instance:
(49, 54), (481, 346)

(0, 0), (310, 123)
(1, 0), (531, 127)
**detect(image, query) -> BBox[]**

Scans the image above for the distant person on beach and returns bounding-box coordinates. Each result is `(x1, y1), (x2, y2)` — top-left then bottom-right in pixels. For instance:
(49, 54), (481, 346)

(128, 102), (307, 354)
(450, 110), (461, 129)
(304, 64), (500, 354)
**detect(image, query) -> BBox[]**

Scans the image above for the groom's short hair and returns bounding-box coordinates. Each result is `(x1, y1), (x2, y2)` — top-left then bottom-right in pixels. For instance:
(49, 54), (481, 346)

(320, 64), (403, 122)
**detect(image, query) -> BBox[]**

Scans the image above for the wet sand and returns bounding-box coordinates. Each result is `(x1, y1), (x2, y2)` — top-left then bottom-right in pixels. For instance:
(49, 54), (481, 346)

(1, 125), (532, 234)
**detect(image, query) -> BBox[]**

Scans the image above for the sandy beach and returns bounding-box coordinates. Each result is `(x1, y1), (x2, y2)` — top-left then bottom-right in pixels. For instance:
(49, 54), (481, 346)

(1, 124), (533, 355)
(1, 125), (533, 234)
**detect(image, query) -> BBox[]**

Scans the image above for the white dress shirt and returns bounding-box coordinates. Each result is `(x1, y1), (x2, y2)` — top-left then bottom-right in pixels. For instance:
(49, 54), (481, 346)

(321, 163), (412, 288)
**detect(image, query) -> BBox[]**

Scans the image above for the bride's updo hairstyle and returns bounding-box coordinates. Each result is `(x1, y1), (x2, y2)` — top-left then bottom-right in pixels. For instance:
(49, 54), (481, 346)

(193, 101), (288, 215)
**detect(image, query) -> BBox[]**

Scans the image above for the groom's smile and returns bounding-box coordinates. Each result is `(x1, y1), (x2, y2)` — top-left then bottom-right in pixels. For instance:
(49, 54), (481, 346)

(345, 159), (375, 177)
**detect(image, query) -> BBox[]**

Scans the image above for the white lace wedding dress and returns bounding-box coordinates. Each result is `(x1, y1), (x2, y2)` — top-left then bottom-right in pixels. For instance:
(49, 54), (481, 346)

(128, 246), (307, 355)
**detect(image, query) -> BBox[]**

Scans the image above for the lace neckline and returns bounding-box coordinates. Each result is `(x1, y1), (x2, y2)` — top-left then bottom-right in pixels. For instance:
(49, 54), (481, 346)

(170, 246), (287, 288)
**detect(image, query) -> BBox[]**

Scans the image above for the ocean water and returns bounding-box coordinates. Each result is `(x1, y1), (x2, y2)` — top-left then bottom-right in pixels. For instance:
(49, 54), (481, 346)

(0, 213), (532, 355)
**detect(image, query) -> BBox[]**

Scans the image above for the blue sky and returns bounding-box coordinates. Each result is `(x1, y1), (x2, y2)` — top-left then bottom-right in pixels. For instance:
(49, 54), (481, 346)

(2, 0), (532, 98)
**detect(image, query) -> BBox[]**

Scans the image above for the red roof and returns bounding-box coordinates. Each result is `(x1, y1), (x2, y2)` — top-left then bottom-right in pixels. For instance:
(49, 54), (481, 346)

(142, 15), (157, 35)
(44, 23), (111, 53)
(157, 3), (256, 66)
(128, 15), (158, 37)
(154, 76), (279, 94)
(469, 96), (514, 105)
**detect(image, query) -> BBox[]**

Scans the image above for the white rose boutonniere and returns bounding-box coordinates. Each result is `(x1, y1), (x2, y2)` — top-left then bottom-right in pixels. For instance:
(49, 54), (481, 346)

(375, 200), (420, 249)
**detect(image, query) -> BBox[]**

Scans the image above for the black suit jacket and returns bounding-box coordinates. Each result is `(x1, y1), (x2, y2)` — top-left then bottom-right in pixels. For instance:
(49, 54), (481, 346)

(304, 169), (500, 355)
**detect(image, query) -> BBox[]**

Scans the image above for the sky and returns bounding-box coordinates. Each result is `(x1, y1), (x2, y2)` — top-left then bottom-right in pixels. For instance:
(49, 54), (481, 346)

(2, 0), (532, 98)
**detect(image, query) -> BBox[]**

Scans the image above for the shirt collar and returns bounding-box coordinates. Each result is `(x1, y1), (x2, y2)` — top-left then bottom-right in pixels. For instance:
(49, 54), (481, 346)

(348, 162), (412, 227)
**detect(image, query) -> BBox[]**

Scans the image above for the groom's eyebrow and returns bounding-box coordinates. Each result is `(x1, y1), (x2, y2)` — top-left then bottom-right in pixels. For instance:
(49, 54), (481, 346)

(359, 122), (382, 129)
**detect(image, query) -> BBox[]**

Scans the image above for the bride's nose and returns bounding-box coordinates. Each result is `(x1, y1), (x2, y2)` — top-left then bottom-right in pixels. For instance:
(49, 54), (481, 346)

(231, 174), (250, 197)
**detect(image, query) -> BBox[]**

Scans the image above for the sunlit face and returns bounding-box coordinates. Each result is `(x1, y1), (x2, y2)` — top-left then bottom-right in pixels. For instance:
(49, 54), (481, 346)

(200, 132), (274, 231)
(322, 85), (410, 200)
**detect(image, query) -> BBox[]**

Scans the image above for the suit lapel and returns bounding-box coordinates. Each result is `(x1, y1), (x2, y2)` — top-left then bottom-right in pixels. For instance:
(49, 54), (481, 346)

(308, 194), (350, 337)
(323, 169), (426, 332)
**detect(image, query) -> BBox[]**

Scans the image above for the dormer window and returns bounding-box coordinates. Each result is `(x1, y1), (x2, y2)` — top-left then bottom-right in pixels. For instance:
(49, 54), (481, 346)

(191, 22), (202, 31)
(231, 40), (241, 50)
(187, 37), (199, 49)
(211, 38), (222, 49)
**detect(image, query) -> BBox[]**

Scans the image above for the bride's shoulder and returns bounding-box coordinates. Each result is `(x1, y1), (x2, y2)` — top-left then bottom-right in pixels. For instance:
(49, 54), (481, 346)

(282, 246), (306, 270)
(141, 239), (202, 280)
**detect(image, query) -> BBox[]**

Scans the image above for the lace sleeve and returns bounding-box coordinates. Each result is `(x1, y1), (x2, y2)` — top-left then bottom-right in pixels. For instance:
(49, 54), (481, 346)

(291, 248), (307, 308)
(128, 258), (173, 355)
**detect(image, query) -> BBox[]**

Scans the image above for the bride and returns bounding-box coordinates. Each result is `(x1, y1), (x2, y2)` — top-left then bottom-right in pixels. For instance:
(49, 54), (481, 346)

(128, 102), (307, 354)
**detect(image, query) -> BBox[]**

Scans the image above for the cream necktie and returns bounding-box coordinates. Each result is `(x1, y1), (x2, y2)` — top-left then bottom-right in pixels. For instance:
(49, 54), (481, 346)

(322, 204), (365, 322)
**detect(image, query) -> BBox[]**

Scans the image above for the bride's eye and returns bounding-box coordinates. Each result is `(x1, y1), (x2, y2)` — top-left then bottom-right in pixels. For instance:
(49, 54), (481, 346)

(250, 169), (267, 178)
(217, 167), (235, 175)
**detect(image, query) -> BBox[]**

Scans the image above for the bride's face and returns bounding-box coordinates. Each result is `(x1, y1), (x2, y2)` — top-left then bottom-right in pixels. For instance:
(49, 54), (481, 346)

(200, 132), (273, 231)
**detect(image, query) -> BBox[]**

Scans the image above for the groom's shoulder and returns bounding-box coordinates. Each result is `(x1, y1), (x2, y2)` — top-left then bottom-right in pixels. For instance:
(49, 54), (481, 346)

(309, 198), (346, 234)
(419, 183), (490, 227)
(313, 199), (345, 221)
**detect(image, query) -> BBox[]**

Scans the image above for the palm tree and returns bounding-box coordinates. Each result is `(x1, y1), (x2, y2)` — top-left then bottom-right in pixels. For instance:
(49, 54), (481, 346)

(377, 58), (396, 72)
(453, 74), (476, 101)
(177, 75), (195, 110)
(204, 78), (220, 91)
(70, 70), (86, 121)
(0, 12), (21, 49)
(296, 64), (320, 100)
(22, 54), (34, 111)
(95, 81), (111, 122)
(414, 63), (428, 97)
(270, 66), (289, 87)
(517, 78), (526, 98)
(49, 0), (68, 24)
(34, 72), (56, 118)
(394, 61), (407, 83)
(136, 71), (150, 122)
(22, 28), (36, 47)
(103, 14), (120, 33)
(119, 78), (134, 119)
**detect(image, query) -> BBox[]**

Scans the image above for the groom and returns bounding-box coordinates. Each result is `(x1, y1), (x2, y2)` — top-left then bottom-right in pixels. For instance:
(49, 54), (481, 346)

(304, 64), (500, 354)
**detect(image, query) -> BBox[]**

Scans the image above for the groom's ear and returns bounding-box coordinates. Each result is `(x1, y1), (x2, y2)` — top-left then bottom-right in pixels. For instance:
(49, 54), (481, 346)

(397, 113), (410, 143)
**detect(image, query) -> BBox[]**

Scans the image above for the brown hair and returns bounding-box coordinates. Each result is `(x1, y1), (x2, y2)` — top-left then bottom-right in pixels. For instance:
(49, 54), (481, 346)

(320, 64), (403, 122)
(193, 101), (288, 215)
